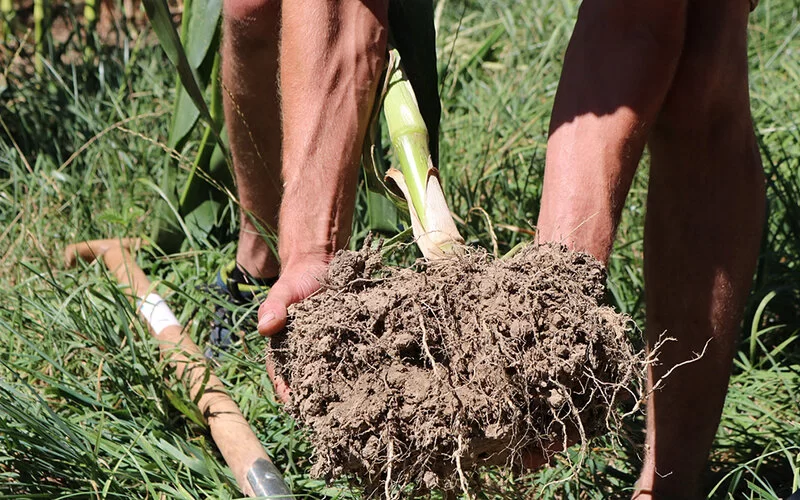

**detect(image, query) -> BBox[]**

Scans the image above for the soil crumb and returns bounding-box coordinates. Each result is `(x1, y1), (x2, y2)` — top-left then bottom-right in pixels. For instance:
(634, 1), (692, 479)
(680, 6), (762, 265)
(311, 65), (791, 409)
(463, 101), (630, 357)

(271, 241), (645, 493)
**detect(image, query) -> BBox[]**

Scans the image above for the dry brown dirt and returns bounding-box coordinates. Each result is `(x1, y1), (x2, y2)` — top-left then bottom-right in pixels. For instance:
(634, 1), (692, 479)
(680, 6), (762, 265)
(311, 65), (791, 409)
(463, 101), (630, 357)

(270, 241), (645, 494)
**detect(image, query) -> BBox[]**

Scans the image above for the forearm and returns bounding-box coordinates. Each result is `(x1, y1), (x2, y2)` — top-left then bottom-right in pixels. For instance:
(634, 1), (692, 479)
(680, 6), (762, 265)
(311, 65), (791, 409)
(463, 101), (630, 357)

(279, 0), (388, 269)
(536, 1), (686, 263)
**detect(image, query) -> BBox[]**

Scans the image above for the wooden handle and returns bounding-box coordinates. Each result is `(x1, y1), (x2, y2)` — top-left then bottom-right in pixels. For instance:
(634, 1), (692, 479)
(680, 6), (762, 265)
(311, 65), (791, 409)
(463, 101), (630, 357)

(64, 240), (284, 497)
(157, 323), (272, 496)
(64, 238), (143, 269)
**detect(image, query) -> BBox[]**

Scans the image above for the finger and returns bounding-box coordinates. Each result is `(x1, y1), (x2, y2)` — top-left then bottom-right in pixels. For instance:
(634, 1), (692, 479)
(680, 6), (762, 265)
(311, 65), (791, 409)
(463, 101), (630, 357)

(521, 432), (570, 470)
(521, 449), (551, 470)
(257, 268), (324, 336)
(266, 356), (290, 404)
(257, 282), (293, 336)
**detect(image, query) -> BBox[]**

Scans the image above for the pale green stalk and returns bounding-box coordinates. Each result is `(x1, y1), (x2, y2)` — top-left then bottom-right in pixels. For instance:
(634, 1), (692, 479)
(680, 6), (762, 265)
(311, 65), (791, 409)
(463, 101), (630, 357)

(382, 48), (463, 258)
(1, 0), (13, 39)
(83, 0), (96, 60)
(84, 0), (96, 25)
(179, 50), (223, 207)
(33, 0), (44, 72)
(383, 52), (431, 228)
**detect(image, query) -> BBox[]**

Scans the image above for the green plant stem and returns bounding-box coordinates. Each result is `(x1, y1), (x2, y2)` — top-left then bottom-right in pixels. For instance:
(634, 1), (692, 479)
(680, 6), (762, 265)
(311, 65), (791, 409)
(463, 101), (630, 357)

(383, 49), (432, 229)
(179, 0), (192, 40)
(33, 0), (45, 72)
(179, 50), (223, 207)
(84, 0), (96, 25)
(1, 0), (13, 39)
(83, 0), (97, 60)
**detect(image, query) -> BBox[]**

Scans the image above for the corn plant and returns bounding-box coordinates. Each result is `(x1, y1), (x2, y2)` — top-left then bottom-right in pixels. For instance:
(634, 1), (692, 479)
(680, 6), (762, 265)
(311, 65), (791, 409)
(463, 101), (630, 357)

(381, 48), (463, 258)
(142, 0), (457, 259)
(84, 0), (96, 29)
(33, 0), (45, 72)
(0, 0), (14, 39)
(141, 0), (230, 253)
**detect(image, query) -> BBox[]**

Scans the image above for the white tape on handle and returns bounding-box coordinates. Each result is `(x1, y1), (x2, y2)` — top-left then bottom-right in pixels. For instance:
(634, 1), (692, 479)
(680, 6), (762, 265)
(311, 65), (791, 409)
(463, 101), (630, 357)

(136, 293), (181, 335)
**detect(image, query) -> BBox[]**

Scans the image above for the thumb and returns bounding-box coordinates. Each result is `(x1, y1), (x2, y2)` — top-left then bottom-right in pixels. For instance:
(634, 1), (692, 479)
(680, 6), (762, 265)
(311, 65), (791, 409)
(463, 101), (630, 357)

(257, 282), (293, 336)
(257, 264), (326, 336)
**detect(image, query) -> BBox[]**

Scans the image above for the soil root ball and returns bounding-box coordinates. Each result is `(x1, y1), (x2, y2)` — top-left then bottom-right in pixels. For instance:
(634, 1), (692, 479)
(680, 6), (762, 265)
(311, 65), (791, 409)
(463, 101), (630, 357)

(270, 242), (645, 492)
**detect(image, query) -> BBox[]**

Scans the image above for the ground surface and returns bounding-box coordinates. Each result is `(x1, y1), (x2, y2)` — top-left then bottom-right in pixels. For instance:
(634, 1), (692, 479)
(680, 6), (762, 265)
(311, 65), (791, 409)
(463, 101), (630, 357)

(1, 0), (799, 498)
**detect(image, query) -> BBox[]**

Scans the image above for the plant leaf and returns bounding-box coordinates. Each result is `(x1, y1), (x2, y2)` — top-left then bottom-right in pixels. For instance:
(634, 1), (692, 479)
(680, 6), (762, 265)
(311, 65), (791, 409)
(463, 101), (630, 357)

(168, 86), (201, 148)
(142, 0), (213, 126)
(184, 0), (222, 69)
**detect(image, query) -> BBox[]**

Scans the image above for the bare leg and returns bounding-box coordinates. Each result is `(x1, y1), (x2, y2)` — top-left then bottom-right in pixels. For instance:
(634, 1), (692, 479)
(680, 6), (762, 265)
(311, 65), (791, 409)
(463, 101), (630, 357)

(222, 0), (281, 279)
(532, 0), (700, 471)
(636, 2), (765, 497)
(257, 0), (388, 341)
(536, 0), (687, 263)
(531, 0), (686, 466)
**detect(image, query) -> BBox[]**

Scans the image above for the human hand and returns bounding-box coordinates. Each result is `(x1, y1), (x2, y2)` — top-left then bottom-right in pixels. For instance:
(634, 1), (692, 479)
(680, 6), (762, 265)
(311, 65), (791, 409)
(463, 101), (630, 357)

(520, 423), (581, 470)
(521, 443), (558, 470)
(257, 261), (328, 337)
(257, 259), (329, 403)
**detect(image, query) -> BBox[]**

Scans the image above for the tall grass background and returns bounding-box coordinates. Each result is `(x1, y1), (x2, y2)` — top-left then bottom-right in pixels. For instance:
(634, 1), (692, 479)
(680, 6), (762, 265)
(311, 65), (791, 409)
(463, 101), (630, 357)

(1, 0), (799, 498)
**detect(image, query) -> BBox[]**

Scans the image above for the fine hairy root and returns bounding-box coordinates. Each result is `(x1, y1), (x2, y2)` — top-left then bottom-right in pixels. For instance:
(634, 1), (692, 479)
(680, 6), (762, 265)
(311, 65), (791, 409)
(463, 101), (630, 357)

(270, 240), (647, 495)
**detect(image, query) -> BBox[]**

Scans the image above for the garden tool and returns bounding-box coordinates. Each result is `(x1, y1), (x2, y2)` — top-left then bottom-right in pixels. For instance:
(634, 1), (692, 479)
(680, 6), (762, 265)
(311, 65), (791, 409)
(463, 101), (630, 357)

(64, 238), (291, 498)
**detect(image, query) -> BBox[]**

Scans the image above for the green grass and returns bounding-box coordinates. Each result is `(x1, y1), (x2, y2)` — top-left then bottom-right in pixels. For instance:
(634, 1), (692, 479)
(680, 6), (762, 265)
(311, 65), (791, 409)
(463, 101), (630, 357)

(1, 0), (799, 498)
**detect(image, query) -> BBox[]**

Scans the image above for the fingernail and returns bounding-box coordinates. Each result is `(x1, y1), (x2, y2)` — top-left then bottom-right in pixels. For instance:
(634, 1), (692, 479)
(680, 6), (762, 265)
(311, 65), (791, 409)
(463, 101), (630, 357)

(258, 312), (275, 333)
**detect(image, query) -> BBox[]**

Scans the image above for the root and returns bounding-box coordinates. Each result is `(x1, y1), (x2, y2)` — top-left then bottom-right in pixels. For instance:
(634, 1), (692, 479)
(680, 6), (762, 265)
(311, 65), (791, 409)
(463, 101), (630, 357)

(649, 337), (711, 395)
(272, 242), (647, 494)
(454, 434), (470, 499)
(385, 438), (394, 500)
(415, 302), (439, 378)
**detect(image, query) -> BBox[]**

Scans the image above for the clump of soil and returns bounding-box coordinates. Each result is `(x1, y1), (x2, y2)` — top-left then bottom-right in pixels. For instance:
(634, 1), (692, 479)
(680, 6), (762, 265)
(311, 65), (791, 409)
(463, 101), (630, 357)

(270, 241), (645, 493)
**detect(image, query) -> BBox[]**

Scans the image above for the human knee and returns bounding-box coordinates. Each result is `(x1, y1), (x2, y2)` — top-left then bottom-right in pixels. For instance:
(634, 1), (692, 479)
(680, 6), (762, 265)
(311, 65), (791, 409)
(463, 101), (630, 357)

(578, 0), (687, 60)
(656, 97), (755, 150)
(223, 0), (279, 42)
(653, 8), (753, 147)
